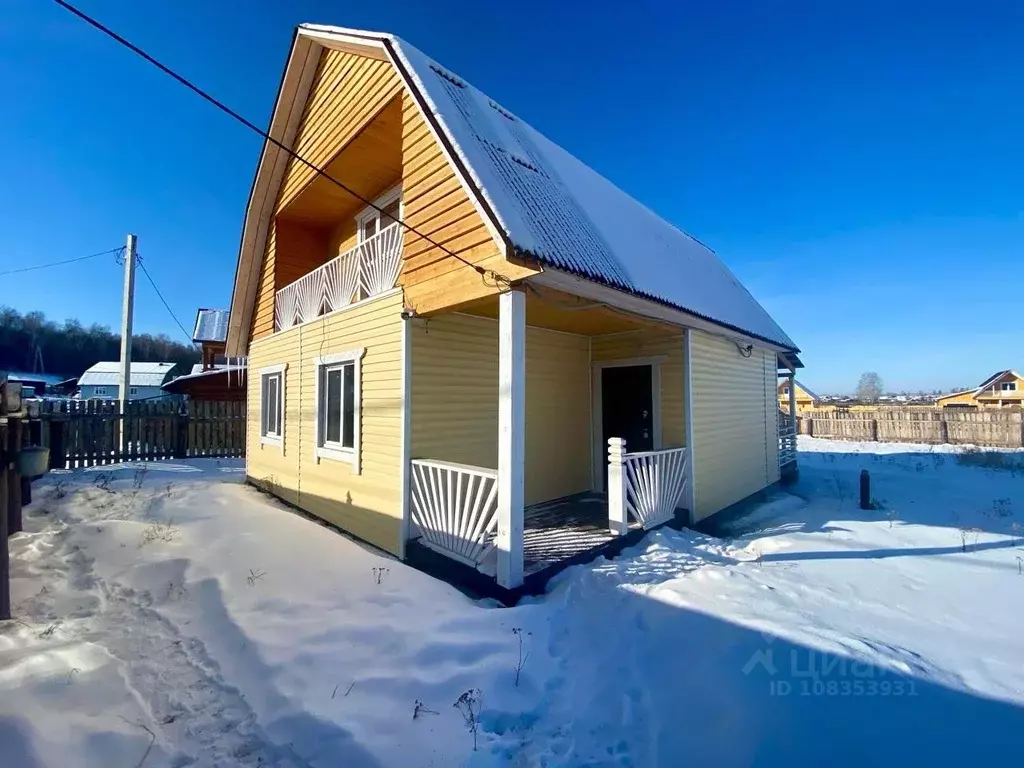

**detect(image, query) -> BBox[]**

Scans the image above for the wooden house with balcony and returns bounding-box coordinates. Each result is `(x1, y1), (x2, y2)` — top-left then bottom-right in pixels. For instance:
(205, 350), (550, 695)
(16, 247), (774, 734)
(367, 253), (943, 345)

(936, 370), (1024, 408)
(225, 24), (802, 600)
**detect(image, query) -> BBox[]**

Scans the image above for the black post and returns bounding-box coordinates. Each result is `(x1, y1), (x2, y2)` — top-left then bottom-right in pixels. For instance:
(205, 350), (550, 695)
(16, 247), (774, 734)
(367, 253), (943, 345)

(49, 419), (65, 470)
(0, 428), (9, 621)
(7, 420), (21, 535)
(859, 469), (871, 510)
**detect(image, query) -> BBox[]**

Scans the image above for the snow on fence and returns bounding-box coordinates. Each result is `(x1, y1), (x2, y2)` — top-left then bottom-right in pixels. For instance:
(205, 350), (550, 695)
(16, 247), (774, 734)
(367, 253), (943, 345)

(24, 399), (246, 468)
(275, 222), (404, 331)
(409, 459), (499, 567)
(607, 439), (689, 533)
(799, 408), (1024, 448)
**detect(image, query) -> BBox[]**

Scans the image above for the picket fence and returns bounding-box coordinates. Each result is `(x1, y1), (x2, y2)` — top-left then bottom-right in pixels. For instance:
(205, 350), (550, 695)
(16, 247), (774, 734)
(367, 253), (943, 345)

(799, 408), (1024, 449)
(23, 399), (246, 468)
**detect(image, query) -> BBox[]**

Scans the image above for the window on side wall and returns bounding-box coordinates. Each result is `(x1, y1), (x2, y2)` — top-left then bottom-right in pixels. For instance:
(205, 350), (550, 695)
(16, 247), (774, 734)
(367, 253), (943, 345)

(1000, 381), (1017, 392)
(129, 386), (139, 396)
(95, 386), (107, 397)
(315, 349), (364, 471)
(259, 365), (286, 449)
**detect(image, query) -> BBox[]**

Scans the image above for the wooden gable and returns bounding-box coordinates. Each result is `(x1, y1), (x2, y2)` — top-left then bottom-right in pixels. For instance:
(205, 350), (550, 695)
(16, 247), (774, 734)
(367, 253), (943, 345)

(247, 47), (538, 344)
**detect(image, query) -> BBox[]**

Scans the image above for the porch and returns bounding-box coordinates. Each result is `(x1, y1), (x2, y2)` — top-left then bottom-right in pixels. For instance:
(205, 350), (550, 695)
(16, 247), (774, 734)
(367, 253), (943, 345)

(405, 461), (686, 600)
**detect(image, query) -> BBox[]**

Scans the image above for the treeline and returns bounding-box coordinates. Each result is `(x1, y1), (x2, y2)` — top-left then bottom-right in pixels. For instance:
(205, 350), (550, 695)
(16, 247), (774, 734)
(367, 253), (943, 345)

(0, 306), (199, 378)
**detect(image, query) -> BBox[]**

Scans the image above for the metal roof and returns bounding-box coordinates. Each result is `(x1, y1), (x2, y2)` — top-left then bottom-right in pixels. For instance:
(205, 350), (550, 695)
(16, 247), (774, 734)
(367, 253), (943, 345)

(193, 309), (230, 343)
(78, 362), (177, 387)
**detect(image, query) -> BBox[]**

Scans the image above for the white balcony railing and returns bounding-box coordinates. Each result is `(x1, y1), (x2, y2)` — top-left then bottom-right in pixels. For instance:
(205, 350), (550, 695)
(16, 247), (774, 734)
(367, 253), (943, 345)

(409, 459), (499, 568)
(779, 414), (797, 467)
(274, 222), (404, 331)
(607, 439), (690, 533)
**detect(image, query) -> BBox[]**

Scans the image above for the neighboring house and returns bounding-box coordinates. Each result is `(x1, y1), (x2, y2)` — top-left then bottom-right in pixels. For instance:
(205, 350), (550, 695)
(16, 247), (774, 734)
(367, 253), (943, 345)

(225, 25), (802, 596)
(778, 379), (819, 413)
(162, 309), (246, 402)
(3, 371), (67, 397)
(936, 370), (1024, 408)
(78, 362), (178, 401)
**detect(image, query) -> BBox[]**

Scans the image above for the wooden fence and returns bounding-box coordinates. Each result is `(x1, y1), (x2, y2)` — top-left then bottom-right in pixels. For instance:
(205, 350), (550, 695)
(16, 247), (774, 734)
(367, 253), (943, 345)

(799, 408), (1024, 449)
(23, 399), (246, 468)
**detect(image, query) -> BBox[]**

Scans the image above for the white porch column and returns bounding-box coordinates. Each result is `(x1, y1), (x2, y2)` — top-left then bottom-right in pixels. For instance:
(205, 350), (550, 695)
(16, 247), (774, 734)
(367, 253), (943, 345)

(682, 329), (697, 522)
(787, 370), (797, 422)
(607, 438), (628, 535)
(496, 288), (526, 589)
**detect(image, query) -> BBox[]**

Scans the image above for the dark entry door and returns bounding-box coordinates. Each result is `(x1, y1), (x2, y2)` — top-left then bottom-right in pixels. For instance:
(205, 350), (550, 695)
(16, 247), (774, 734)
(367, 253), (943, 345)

(602, 365), (654, 454)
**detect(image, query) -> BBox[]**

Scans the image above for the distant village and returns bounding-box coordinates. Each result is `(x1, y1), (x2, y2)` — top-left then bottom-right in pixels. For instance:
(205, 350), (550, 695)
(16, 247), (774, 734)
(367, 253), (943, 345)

(3, 308), (245, 404)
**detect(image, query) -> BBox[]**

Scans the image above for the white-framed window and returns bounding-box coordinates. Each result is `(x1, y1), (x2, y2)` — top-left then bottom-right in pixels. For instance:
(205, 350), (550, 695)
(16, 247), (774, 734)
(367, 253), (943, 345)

(314, 349), (365, 470)
(94, 386), (108, 396)
(259, 364), (287, 450)
(1000, 381), (1017, 392)
(129, 386), (139, 396)
(355, 184), (402, 244)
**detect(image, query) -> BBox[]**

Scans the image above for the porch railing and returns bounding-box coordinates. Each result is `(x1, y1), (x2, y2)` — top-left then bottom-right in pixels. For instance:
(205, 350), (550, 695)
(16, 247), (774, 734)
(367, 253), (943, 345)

(274, 222), (404, 331)
(779, 413), (797, 467)
(409, 459), (499, 568)
(607, 439), (689, 533)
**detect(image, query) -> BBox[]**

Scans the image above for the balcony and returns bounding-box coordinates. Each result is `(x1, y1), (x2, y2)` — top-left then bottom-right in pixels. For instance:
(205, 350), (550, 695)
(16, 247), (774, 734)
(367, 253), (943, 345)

(274, 222), (404, 332)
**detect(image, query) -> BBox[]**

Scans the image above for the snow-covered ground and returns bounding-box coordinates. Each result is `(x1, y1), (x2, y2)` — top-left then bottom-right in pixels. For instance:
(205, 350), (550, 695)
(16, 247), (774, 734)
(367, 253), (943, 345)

(2, 437), (1023, 767)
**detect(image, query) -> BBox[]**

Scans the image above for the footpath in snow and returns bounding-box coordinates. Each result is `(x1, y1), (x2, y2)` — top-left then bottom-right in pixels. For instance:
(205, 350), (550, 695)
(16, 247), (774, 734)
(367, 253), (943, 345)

(2, 437), (1024, 767)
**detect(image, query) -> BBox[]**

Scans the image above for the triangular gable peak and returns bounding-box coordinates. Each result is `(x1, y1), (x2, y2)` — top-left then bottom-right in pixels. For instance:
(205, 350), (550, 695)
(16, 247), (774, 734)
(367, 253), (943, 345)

(974, 370), (1023, 398)
(228, 25), (798, 357)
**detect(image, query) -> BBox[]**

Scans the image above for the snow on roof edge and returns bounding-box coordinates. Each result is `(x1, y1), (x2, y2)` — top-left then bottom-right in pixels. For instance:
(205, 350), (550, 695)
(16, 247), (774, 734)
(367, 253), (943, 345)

(294, 24), (799, 352)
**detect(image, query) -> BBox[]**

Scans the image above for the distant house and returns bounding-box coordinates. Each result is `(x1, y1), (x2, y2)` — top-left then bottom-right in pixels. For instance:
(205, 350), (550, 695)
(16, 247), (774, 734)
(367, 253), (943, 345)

(3, 371), (68, 397)
(936, 370), (1024, 408)
(78, 362), (178, 401)
(162, 309), (246, 402)
(778, 379), (819, 413)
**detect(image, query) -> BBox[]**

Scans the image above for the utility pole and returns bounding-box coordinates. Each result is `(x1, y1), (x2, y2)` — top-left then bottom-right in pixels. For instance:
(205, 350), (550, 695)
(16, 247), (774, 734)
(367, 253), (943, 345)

(118, 234), (137, 452)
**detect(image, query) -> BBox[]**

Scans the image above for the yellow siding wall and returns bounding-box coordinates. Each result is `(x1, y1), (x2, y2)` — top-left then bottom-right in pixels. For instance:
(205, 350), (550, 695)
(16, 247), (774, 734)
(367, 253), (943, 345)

(410, 314), (591, 505)
(591, 329), (686, 449)
(937, 391), (978, 407)
(247, 291), (405, 553)
(690, 330), (780, 522)
(397, 92), (538, 313)
(279, 51), (402, 211)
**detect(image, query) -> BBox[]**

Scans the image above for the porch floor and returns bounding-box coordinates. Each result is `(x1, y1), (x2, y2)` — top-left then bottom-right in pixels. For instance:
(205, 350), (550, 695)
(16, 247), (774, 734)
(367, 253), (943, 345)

(522, 492), (640, 576)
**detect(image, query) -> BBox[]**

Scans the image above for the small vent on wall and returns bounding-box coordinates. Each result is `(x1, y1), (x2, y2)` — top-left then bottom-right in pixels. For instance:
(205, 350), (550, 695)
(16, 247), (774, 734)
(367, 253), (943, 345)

(488, 100), (515, 121)
(430, 64), (466, 88)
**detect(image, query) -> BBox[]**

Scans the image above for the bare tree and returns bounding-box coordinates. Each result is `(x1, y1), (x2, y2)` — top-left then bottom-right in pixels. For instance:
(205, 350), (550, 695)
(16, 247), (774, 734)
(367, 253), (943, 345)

(856, 372), (883, 403)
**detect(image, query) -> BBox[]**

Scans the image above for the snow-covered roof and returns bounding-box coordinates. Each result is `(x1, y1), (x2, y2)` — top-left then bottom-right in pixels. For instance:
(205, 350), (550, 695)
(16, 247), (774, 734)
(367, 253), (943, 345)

(193, 309), (229, 343)
(78, 362), (177, 387)
(296, 25), (795, 350)
(5, 371), (66, 386)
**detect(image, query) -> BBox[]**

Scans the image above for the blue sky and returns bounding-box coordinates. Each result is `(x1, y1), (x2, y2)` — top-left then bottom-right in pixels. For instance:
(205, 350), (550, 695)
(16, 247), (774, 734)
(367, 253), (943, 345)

(2, 0), (1021, 393)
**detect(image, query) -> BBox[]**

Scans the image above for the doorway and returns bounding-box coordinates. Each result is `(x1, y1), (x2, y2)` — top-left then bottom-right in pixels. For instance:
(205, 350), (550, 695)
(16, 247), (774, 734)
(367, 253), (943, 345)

(601, 364), (655, 454)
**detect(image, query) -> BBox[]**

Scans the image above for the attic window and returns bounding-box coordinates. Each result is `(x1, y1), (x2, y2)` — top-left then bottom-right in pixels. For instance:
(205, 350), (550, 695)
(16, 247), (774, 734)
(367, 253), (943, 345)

(1001, 381), (1017, 392)
(488, 100), (515, 121)
(430, 64), (466, 88)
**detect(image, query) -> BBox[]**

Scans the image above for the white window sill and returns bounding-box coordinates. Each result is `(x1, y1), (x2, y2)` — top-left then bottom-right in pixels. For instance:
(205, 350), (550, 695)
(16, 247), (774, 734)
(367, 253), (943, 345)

(316, 445), (357, 469)
(260, 435), (283, 450)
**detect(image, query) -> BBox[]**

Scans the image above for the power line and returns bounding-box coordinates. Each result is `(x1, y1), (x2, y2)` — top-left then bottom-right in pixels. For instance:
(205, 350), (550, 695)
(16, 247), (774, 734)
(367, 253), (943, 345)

(136, 257), (195, 345)
(51, 0), (512, 289)
(0, 246), (124, 277)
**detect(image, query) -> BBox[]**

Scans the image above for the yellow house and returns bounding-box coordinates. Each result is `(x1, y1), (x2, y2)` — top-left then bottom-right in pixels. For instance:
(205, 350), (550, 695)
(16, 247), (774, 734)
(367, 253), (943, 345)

(778, 379), (819, 413)
(936, 370), (1024, 408)
(225, 25), (802, 597)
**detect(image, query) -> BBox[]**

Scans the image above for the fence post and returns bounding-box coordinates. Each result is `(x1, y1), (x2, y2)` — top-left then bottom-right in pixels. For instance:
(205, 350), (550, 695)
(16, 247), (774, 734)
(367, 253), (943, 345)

(174, 403), (189, 459)
(608, 437), (628, 536)
(7, 419), (22, 536)
(870, 418), (879, 442)
(940, 416), (949, 445)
